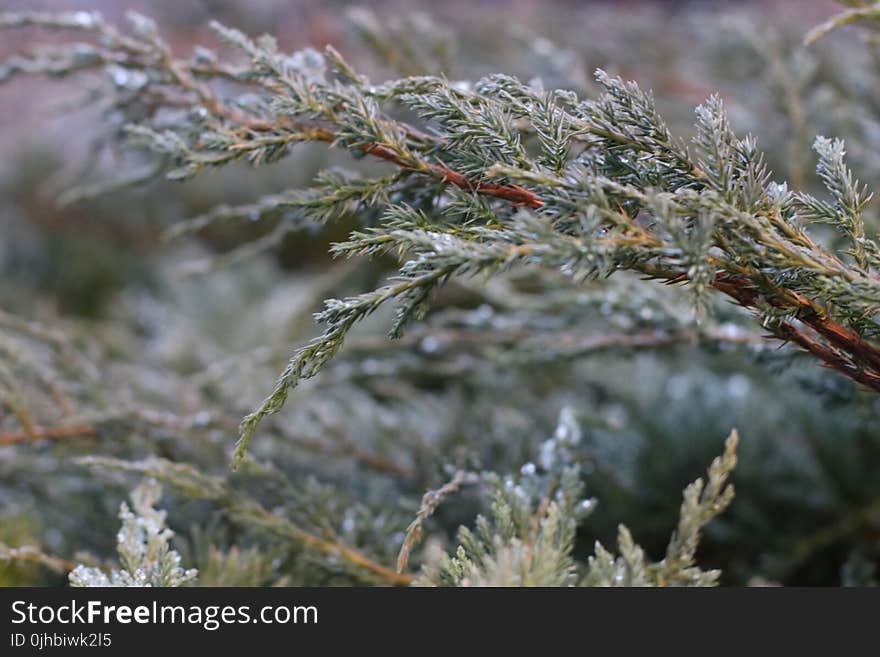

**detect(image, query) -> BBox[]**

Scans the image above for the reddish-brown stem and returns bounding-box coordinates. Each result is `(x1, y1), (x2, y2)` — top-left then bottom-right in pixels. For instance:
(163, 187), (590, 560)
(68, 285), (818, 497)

(245, 503), (413, 585)
(235, 108), (880, 392)
(353, 132), (880, 389)
(799, 305), (880, 374)
(774, 322), (880, 391)
(362, 143), (544, 208)
(135, 42), (880, 389)
(713, 273), (880, 392)
(230, 126), (544, 209)
(0, 423), (97, 446)
(424, 160), (545, 208)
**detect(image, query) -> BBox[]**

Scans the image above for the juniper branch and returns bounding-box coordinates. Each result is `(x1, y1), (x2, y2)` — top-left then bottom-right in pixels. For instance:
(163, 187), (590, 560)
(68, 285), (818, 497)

(4, 12), (880, 463)
(77, 456), (413, 586)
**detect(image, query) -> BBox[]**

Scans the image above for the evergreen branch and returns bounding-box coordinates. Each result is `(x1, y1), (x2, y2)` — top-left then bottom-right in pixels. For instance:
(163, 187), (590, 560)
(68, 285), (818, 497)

(4, 12), (880, 461)
(653, 429), (738, 585)
(70, 479), (198, 587)
(582, 430), (738, 587)
(805, 3), (880, 46)
(77, 456), (412, 586)
(234, 264), (456, 466)
(797, 137), (873, 269)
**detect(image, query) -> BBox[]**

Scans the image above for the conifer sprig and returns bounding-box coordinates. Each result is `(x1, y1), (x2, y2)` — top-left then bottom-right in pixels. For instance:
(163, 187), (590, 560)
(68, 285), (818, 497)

(3, 10), (880, 464)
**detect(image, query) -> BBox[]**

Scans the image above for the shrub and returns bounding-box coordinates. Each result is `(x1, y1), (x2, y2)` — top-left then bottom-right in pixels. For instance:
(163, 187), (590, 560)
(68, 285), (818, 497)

(1, 3), (878, 586)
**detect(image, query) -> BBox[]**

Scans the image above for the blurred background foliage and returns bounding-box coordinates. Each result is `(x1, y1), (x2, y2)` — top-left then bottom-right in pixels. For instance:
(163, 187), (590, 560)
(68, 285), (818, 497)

(1, 0), (879, 586)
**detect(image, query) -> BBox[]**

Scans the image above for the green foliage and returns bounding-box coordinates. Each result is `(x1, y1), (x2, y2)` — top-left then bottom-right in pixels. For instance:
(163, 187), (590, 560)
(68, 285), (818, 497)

(805, 2), (880, 47)
(795, 137), (875, 269)
(5, 10), (864, 461)
(582, 430), (737, 587)
(417, 409), (590, 587)
(69, 480), (198, 587)
(1, 3), (879, 588)
(417, 413), (737, 587)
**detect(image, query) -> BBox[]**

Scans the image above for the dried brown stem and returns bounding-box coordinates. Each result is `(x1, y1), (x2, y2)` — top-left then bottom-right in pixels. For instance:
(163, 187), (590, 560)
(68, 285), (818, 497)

(396, 470), (477, 574)
(0, 423), (96, 446)
(0, 543), (77, 573)
(243, 502), (413, 586)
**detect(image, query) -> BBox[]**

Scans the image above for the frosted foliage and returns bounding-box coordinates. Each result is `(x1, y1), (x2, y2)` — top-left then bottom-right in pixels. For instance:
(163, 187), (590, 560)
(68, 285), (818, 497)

(1, 5), (877, 589)
(69, 480), (198, 587)
(418, 418), (738, 587)
(582, 431), (738, 587)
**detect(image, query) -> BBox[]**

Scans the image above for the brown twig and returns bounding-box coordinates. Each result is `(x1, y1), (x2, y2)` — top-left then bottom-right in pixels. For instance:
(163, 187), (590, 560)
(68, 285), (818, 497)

(713, 273), (880, 392)
(243, 502), (413, 586)
(361, 143), (544, 208)
(302, 96), (880, 380)
(0, 543), (77, 573)
(226, 121), (545, 208)
(0, 423), (96, 446)
(396, 470), (478, 574)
